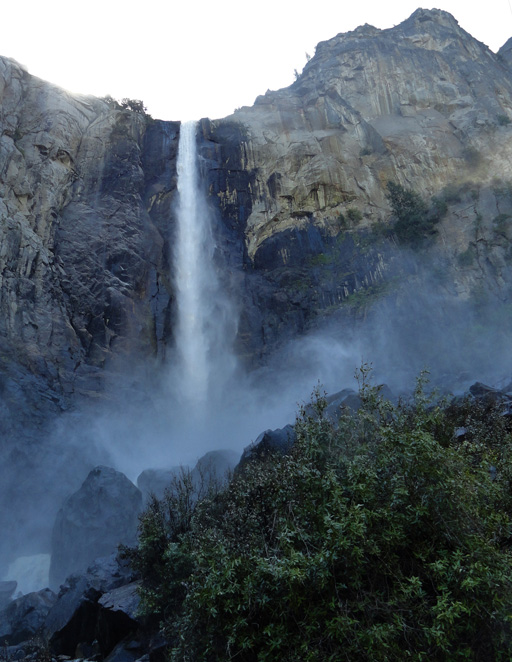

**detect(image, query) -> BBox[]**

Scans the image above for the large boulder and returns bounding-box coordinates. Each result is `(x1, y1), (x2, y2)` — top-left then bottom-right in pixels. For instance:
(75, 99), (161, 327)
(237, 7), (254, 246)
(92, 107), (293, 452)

(49, 466), (143, 589)
(238, 425), (296, 469)
(0, 587), (57, 645)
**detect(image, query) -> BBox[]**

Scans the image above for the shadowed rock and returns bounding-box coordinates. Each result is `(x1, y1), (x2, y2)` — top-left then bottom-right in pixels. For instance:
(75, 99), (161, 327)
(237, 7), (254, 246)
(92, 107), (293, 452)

(49, 467), (142, 589)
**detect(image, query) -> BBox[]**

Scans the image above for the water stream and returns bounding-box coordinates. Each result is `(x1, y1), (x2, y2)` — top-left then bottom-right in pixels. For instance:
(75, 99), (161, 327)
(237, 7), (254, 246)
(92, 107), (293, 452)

(173, 120), (237, 406)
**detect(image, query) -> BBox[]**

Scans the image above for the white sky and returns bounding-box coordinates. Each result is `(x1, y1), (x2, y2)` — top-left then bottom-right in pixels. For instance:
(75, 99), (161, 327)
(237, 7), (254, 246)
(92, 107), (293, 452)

(2, 1), (512, 121)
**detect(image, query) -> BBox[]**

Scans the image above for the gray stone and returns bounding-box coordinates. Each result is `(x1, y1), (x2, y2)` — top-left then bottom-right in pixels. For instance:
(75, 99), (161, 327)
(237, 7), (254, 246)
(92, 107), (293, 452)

(136, 467), (184, 503)
(49, 467), (142, 589)
(238, 425), (296, 468)
(0, 587), (57, 645)
(191, 449), (240, 489)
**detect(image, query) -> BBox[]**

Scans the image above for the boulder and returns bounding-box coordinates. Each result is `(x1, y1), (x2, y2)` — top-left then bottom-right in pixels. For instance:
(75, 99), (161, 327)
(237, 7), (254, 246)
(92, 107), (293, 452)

(0, 587), (57, 645)
(238, 425), (296, 469)
(469, 382), (511, 402)
(47, 553), (139, 658)
(49, 466), (143, 589)
(191, 449), (239, 490)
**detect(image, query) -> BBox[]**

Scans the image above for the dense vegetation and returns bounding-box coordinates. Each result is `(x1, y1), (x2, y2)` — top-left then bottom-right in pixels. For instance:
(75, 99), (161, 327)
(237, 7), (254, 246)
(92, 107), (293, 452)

(128, 369), (512, 661)
(386, 182), (447, 246)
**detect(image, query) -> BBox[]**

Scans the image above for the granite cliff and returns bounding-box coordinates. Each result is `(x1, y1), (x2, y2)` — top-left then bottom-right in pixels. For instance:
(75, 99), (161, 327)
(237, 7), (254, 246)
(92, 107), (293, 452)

(1, 7), (512, 564)
(199, 8), (512, 359)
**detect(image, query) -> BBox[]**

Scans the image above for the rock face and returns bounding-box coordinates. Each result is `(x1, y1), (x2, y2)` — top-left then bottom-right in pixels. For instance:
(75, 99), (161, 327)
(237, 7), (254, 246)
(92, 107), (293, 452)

(0, 587), (57, 645)
(198, 8), (512, 359)
(0, 60), (179, 421)
(1, 9), (511, 411)
(49, 467), (143, 589)
(0, 61), (180, 566)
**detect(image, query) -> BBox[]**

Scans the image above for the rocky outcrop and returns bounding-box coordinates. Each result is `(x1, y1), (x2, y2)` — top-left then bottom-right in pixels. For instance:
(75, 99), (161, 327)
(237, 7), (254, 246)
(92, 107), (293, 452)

(49, 467), (142, 589)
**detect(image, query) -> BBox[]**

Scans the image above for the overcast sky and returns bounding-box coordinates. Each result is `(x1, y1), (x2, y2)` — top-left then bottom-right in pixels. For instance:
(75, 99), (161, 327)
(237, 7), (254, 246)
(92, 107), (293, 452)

(2, 1), (512, 121)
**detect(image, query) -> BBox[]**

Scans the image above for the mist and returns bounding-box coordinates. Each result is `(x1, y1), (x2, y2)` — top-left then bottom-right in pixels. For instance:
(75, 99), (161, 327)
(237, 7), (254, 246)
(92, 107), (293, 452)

(2, 257), (511, 595)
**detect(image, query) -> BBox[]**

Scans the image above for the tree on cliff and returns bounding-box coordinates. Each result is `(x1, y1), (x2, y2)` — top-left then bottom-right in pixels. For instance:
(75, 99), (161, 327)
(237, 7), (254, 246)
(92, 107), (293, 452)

(386, 181), (445, 246)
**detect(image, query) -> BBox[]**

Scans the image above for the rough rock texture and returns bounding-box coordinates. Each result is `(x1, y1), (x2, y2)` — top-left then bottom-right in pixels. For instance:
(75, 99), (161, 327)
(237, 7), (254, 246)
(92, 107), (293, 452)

(0, 587), (57, 645)
(0, 60), (179, 564)
(0, 60), (179, 421)
(49, 467), (142, 589)
(198, 8), (512, 359)
(2, 9), (512, 413)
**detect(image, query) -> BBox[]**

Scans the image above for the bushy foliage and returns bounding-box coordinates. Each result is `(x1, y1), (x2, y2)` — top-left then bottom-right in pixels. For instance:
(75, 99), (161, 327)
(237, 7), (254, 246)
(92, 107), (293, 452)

(131, 369), (512, 661)
(386, 182), (446, 247)
(101, 95), (149, 115)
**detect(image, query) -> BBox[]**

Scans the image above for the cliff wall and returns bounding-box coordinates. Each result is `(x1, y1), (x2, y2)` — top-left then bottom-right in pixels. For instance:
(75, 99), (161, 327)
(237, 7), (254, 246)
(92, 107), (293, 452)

(1, 7), (512, 435)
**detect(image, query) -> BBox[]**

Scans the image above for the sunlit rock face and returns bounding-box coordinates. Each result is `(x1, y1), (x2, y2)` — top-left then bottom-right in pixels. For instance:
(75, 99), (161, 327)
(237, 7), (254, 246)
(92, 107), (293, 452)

(0, 58), (180, 563)
(0, 58), (180, 422)
(199, 8), (512, 359)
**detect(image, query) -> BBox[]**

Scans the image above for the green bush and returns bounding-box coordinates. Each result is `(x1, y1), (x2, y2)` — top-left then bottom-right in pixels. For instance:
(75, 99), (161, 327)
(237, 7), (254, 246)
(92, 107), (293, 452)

(347, 207), (363, 222)
(385, 182), (444, 246)
(131, 370), (512, 661)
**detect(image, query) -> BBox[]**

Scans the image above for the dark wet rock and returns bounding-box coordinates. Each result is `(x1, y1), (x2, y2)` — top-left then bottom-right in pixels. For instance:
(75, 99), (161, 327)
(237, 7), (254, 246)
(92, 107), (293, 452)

(46, 553), (136, 639)
(469, 381), (512, 401)
(49, 467), (143, 589)
(104, 639), (144, 661)
(0, 588), (57, 645)
(98, 581), (141, 623)
(47, 554), (140, 659)
(238, 424), (296, 468)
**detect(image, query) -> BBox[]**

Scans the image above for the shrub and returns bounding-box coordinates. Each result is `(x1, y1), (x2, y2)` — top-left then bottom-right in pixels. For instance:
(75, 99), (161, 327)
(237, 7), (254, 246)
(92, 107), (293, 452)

(131, 370), (512, 661)
(347, 207), (363, 222)
(385, 181), (442, 246)
(101, 95), (149, 115)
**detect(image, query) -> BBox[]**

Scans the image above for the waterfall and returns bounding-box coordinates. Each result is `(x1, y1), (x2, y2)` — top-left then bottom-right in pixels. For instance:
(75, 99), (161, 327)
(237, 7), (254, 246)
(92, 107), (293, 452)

(173, 120), (237, 406)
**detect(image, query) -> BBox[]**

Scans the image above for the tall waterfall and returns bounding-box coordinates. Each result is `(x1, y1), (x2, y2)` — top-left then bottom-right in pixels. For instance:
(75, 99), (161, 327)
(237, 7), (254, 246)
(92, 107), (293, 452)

(173, 120), (237, 406)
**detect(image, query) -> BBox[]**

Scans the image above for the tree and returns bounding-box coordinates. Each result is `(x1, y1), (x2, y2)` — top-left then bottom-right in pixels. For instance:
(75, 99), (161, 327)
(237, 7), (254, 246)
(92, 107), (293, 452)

(385, 181), (449, 247)
(131, 371), (512, 661)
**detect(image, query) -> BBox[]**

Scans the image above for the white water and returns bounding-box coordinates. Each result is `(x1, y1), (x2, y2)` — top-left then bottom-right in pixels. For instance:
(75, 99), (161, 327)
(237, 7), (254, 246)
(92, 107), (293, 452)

(173, 120), (237, 406)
